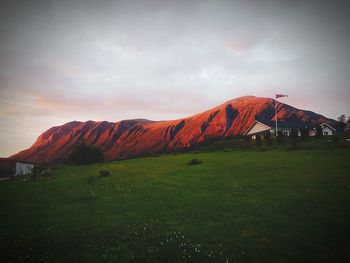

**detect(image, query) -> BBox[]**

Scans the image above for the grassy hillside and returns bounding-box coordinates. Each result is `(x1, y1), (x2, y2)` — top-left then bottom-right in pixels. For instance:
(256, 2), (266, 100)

(1, 148), (350, 262)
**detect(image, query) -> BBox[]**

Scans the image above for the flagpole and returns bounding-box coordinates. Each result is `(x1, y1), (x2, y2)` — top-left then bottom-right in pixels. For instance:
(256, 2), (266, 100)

(274, 94), (288, 136)
(275, 99), (278, 136)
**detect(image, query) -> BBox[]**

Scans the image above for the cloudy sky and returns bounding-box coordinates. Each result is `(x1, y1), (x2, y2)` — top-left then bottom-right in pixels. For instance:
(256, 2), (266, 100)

(0, 0), (349, 157)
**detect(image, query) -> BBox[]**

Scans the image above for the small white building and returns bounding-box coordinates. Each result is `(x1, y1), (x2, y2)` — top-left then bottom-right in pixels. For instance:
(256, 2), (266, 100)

(309, 123), (336, 136)
(15, 162), (34, 176)
(0, 158), (35, 178)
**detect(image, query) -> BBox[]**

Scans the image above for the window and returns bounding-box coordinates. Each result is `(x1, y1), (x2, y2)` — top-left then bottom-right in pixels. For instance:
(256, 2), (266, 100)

(323, 132), (328, 136)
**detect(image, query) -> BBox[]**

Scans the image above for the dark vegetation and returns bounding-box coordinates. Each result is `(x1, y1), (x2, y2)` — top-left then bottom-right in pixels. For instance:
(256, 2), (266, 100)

(264, 132), (273, 146)
(67, 142), (104, 165)
(29, 164), (53, 181)
(255, 134), (262, 146)
(197, 132), (350, 153)
(316, 126), (323, 138)
(186, 159), (203, 166)
(277, 130), (284, 144)
(290, 129), (299, 149)
(99, 169), (110, 177)
(300, 127), (309, 141)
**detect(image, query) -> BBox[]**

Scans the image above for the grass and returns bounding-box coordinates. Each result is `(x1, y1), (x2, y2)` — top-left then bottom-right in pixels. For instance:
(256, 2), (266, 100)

(0, 148), (350, 262)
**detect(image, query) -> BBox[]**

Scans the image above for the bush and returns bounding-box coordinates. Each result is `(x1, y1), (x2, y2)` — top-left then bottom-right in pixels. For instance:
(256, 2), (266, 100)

(291, 129), (298, 149)
(264, 132), (273, 146)
(255, 134), (262, 147)
(316, 126), (323, 138)
(99, 170), (110, 177)
(300, 127), (309, 142)
(242, 136), (251, 150)
(187, 159), (202, 166)
(29, 172), (38, 181)
(277, 131), (284, 144)
(67, 142), (104, 165)
(30, 165), (41, 180)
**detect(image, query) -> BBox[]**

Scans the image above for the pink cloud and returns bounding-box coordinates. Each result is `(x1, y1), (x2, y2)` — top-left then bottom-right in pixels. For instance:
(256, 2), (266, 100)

(226, 33), (264, 54)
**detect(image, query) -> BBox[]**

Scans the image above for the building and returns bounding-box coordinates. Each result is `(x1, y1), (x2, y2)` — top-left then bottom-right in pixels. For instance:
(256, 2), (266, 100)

(244, 120), (337, 139)
(243, 120), (272, 139)
(243, 120), (303, 139)
(0, 158), (35, 178)
(308, 123), (336, 136)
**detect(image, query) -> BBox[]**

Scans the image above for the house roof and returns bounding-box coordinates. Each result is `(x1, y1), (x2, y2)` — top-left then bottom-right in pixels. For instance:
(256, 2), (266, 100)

(0, 158), (36, 165)
(0, 158), (16, 163)
(256, 119), (309, 129)
(319, 122), (336, 131)
(243, 120), (271, 135)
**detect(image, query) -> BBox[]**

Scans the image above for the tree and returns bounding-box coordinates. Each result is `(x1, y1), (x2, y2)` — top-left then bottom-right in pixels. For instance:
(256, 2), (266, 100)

(290, 129), (298, 149)
(337, 114), (346, 130)
(345, 123), (350, 134)
(277, 130), (284, 144)
(264, 132), (273, 146)
(244, 135), (252, 149)
(338, 114), (346, 123)
(255, 134), (262, 147)
(316, 126), (323, 138)
(300, 127), (309, 142)
(67, 142), (104, 165)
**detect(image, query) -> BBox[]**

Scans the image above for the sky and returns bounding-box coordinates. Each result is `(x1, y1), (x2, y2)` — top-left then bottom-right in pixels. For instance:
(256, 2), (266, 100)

(0, 0), (349, 157)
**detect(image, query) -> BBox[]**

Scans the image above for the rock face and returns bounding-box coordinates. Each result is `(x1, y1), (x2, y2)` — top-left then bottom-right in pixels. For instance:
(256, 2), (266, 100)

(11, 96), (337, 163)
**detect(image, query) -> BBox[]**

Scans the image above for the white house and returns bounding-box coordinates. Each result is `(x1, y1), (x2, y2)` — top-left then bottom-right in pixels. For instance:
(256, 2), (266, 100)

(243, 120), (304, 139)
(243, 120), (273, 139)
(244, 120), (336, 139)
(308, 122), (336, 136)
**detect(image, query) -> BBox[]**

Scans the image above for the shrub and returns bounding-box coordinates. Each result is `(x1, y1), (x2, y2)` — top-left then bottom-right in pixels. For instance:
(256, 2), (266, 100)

(291, 129), (298, 149)
(187, 159), (202, 166)
(29, 171), (38, 181)
(67, 142), (104, 165)
(255, 134), (262, 147)
(300, 127), (309, 142)
(30, 165), (41, 180)
(264, 132), (273, 146)
(241, 136), (251, 150)
(277, 131), (284, 144)
(99, 170), (110, 177)
(316, 126), (323, 138)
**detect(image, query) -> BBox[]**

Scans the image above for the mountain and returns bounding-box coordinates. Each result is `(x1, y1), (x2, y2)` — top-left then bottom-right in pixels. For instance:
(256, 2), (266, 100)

(11, 96), (337, 163)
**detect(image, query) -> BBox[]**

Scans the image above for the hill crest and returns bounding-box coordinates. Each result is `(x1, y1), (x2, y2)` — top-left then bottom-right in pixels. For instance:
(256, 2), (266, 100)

(11, 96), (336, 162)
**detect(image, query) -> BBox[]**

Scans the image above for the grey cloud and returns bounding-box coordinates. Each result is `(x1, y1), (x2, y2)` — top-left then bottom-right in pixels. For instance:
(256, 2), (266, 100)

(0, 0), (349, 156)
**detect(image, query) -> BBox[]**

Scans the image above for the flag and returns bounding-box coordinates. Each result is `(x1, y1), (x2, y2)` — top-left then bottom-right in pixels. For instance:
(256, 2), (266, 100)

(276, 94), (288, 99)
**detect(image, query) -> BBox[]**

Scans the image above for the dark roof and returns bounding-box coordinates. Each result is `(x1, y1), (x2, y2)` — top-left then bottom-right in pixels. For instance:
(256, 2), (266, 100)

(256, 119), (309, 129)
(256, 119), (338, 130)
(0, 158), (16, 163)
(319, 122), (336, 131)
(0, 158), (36, 164)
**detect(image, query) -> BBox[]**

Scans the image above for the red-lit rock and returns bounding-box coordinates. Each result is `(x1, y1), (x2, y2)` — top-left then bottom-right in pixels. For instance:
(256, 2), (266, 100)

(11, 96), (337, 163)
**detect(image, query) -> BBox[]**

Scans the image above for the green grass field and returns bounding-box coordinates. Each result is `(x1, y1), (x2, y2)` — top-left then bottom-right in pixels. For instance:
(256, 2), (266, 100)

(1, 148), (350, 262)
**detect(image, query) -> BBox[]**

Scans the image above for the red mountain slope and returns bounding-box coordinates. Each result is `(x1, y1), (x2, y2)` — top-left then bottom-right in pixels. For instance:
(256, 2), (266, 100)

(11, 96), (336, 163)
